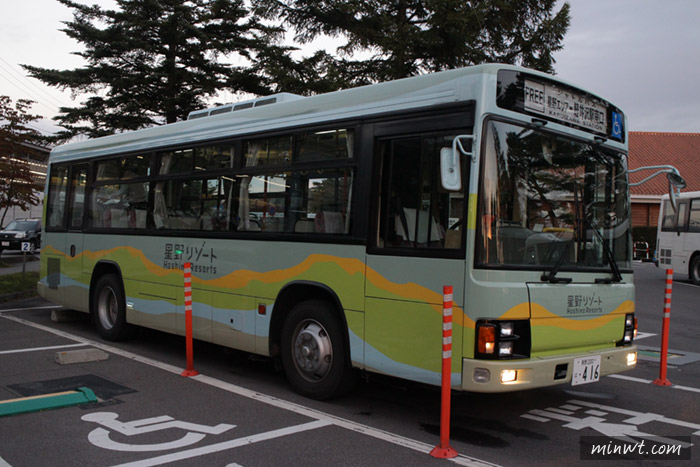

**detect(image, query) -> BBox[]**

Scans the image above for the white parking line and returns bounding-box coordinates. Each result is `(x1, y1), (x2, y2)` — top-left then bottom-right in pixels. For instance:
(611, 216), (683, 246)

(1, 312), (497, 467)
(607, 374), (700, 393)
(0, 343), (88, 355)
(0, 305), (62, 313)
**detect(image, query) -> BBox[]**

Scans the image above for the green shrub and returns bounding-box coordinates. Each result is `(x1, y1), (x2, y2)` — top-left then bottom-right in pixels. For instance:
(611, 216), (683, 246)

(0, 271), (39, 301)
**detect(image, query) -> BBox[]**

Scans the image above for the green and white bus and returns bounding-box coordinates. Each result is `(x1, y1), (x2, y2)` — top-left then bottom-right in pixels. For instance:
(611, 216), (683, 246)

(39, 64), (638, 399)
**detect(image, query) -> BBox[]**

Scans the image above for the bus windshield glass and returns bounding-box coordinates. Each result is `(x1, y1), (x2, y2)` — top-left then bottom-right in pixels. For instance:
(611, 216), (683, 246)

(477, 120), (631, 272)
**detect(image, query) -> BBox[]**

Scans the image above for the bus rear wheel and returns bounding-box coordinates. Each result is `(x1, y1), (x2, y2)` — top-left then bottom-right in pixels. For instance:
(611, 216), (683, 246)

(281, 300), (355, 400)
(690, 255), (700, 285)
(93, 273), (131, 341)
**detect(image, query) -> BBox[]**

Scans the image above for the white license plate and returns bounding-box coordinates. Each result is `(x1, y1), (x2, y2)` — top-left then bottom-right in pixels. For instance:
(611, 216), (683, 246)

(571, 355), (601, 386)
(1, 241), (9, 246)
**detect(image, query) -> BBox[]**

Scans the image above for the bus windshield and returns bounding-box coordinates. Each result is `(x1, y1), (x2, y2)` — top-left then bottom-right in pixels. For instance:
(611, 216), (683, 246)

(477, 119), (631, 272)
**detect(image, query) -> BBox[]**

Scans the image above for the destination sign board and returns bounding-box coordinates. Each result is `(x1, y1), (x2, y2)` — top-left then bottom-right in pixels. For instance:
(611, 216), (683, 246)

(523, 79), (608, 134)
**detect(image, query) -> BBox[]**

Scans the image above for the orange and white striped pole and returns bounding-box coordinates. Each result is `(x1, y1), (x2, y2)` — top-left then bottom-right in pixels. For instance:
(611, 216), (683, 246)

(430, 285), (458, 459)
(181, 262), (199, 377)
(653, 269), (672, 386)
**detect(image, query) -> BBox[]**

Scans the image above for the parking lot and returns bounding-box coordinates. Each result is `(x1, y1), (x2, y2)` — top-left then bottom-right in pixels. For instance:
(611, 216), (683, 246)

(0, 298), (496, 467)
(1, 262), (699, 466)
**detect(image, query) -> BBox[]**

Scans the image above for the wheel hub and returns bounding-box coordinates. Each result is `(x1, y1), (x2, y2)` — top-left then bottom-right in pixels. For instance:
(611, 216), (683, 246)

(293, 321), (332, 381)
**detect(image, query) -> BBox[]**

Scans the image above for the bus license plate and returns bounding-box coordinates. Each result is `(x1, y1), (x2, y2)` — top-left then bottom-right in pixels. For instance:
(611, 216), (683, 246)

(571, 355), (601, 386)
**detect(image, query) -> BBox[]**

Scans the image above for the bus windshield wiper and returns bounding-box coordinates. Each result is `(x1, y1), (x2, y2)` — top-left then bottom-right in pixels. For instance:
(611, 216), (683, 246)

(586, 219), (623, 283)
(540, 239), (573, 283)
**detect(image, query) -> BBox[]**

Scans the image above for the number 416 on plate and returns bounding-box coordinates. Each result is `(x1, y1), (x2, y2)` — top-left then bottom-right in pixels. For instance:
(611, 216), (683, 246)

(572, 355), (601, 386)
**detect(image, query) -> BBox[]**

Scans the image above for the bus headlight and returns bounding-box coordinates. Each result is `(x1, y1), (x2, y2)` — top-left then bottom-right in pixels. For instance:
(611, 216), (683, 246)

(498, 341), (513, 357)
(627, 352), (637, 366)
(617, 313), (636, 346)
(475, 320), (530, 359)
(500, 322), (514, 337)
(501, 369), (517, 383)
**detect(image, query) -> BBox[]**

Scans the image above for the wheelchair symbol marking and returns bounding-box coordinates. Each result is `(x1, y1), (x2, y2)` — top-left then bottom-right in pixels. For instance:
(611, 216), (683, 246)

(82, 412), (236, 452)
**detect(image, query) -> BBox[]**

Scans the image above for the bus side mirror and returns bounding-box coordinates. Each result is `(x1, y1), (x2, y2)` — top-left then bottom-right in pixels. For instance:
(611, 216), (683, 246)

(440, 147), (461, 191)
(667, 172), (686, 213)
(440, 135), (473, 191)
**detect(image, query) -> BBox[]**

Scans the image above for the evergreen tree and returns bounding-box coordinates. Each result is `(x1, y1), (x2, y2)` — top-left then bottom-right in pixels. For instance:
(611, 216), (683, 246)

(0, 96), (45, 226)
(254, 0), (570, 84)
(23, 0), (285, 139)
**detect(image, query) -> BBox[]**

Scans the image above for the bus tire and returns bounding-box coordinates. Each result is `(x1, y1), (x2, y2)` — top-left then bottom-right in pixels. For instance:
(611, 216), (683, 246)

(92, 273), (131, 341)
(281, 300), (355, 400)
(690, 255), (700, 285)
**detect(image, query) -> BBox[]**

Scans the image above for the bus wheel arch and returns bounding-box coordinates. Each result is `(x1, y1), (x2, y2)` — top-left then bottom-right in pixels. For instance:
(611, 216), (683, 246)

(689, 253), (700, 285)
(90, 262), (132, 340)
(270, 282), (357, 399)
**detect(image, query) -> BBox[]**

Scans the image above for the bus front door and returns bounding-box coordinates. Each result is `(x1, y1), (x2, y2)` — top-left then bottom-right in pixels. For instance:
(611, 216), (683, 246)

(364, 135), (466, 386)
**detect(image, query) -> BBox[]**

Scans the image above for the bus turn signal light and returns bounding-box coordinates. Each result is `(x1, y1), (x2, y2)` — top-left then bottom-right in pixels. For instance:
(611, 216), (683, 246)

(478, 325), (496, 354)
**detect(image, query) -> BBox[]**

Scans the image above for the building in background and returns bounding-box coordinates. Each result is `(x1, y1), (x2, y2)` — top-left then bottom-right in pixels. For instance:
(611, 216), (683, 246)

(628, 132), (700, 250)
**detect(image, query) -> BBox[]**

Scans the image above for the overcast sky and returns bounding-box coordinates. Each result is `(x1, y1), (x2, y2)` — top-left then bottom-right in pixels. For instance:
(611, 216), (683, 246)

(1, 0), (699, 136)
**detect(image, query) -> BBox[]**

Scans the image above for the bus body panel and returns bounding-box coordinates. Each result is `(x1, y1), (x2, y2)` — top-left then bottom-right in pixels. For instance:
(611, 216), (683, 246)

(527, 280), (634, 356)
(364, 255), (466, 386)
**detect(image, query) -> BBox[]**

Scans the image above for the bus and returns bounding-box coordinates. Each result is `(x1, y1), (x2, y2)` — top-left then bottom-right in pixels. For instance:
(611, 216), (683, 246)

(656, 191), (700, 284)
(38, 64), (638, 400)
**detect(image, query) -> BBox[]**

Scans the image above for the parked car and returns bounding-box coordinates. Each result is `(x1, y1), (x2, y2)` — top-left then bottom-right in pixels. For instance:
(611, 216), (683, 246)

(0, 218), (42, 254)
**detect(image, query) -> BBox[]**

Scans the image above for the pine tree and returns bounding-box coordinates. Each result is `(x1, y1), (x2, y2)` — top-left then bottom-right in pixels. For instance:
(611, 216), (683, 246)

(253, 0), (570, 85)
(23, 0), (285, 139)
(0, 96), (45, 227)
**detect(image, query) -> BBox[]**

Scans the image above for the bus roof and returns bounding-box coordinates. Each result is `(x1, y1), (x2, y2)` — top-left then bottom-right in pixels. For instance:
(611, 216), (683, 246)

(48, 64), (610, 163)
(660, 190), (700, 201)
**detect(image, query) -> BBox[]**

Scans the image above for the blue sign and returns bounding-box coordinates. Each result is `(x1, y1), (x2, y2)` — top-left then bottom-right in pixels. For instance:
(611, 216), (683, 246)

(611, 112), (623, 140)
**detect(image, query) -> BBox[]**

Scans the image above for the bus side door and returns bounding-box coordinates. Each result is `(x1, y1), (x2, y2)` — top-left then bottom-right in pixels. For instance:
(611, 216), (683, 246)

(63, 163), (89, 312)
(365, 130), (468, 385)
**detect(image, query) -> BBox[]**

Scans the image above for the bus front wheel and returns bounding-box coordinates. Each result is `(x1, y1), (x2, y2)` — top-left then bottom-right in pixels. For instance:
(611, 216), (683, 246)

(690, 256), (700, 285)
(93, 274), (130, 341)
(281, 300), (355, 400)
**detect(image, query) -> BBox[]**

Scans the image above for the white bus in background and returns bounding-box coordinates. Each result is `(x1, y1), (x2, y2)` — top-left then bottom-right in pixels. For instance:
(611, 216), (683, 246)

(656, 191), (700, 284)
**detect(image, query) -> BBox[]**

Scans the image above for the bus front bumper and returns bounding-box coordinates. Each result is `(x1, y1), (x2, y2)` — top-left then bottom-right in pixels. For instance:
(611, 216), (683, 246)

(461, 345), (638, 392)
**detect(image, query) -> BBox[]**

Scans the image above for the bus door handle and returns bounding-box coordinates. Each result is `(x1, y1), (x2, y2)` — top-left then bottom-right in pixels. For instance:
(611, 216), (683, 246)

(70, 245), (76, 257)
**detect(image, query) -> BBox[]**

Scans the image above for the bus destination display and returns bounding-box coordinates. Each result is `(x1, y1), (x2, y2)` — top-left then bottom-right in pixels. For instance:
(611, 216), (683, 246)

(524, 79), (607, 134)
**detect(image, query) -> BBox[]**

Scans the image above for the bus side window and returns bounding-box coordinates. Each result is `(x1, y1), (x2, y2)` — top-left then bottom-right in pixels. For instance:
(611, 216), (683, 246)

(377, 135), (465, 250)
(47, 165), (70, 229)
(676, 202), (689, 232)
(661, 200), (675, 231)
(690, 199), (700, 232)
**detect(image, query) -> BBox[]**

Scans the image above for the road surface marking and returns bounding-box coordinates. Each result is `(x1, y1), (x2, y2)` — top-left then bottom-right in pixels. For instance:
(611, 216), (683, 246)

(0, 343), (88, 355)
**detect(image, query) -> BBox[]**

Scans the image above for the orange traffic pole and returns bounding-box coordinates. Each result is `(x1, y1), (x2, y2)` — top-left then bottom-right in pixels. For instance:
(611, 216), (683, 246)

(653, 269), (672, 386)
(430, 285), (458, 459)
(181, 262), (199, 377)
